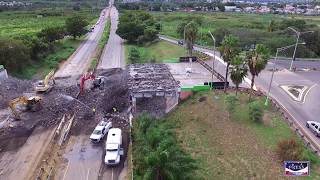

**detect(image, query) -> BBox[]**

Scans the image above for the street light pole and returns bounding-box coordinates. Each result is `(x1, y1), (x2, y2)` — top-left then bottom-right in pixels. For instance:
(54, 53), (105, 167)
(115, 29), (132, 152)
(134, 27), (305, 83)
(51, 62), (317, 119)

(264, 43), (305, 106)
(265, 49), (279, 106)
(208, 31), (216, 90)
(287, 27), (313, 71)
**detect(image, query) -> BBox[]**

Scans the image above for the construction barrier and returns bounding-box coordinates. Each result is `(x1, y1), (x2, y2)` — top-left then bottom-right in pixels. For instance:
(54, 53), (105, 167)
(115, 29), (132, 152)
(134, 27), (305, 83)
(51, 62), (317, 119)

(179, 56), (197, 62)
(179, 85), (211, 92)
(179, 91), (193, 100)
(162, 58), (179, 63)
(204, 82), (229, 89)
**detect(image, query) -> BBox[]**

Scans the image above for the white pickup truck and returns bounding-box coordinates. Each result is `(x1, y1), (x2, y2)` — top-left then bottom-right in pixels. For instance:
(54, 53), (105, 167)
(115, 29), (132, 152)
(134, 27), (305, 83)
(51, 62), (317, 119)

(90, 120), (112, 143)
(104, 128), (124, 165)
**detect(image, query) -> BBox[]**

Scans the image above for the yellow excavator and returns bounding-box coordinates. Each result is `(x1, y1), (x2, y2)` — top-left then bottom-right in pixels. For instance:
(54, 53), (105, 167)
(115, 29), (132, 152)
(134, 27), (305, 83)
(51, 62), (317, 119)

(34, 70), (55, 93)
(9, 96), (42, 119)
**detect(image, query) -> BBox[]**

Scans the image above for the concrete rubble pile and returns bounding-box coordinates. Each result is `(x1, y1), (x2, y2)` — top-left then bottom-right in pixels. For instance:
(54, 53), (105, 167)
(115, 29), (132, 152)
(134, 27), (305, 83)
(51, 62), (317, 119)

(127, 64), (178, 118)
(128, 64), (177, 95)
(0, 69), (129, 151)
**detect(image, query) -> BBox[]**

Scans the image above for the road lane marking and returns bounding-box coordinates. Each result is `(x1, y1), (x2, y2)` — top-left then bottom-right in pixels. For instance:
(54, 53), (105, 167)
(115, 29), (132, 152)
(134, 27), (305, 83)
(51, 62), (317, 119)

(62, 161), (70, 180)
(302, 84), (317, 104)
(86, 168), (91, 180)
(111, 167), (114, 180)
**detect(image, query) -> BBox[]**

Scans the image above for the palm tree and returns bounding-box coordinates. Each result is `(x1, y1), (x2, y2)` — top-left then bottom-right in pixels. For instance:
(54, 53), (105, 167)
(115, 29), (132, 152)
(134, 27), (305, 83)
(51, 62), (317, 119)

(246, 44), (270, 96)
(143, 138), (196, 180)
(184, 21), (198, 56)
(230, 56), (248, 95)
(219, 35), (240, 92)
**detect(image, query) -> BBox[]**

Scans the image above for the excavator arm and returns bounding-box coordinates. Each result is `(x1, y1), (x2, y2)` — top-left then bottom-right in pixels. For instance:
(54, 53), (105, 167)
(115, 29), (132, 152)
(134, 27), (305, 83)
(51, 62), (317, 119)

(35, 70), (55, 93)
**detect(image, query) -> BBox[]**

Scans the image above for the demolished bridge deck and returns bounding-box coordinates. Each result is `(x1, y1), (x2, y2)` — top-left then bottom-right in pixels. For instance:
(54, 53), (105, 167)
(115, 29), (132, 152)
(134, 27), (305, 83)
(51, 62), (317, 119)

(128, 64), (178, 98)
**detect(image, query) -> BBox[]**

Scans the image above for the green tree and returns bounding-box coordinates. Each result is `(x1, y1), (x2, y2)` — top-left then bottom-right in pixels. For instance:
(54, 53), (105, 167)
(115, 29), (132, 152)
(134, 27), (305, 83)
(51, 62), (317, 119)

(184, 21), (198, 56)
(246, 44), (270, 96)
(133, 114), (197, 180)
(65, 16), (88, 39)
(219, 35), (240, 93)
(129, 47), (140, 63)
(142, 26), (158, 43)
(0, 38), (31, 72)
(176, 22), (187, 38)
(117, 11), (157, 43)
(37, 26), (65, 43)
(230, 56), (247, 95)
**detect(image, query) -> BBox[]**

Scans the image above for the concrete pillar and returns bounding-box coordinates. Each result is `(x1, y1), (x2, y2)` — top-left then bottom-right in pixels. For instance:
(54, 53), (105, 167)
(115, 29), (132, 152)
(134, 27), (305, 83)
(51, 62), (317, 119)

(0, 68), (8, 80)
(132, 97), (136, 114)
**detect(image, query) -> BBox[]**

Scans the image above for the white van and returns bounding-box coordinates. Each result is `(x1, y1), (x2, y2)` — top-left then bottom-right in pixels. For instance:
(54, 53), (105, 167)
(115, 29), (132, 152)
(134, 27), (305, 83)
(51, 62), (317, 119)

(104, 128), (124, 165)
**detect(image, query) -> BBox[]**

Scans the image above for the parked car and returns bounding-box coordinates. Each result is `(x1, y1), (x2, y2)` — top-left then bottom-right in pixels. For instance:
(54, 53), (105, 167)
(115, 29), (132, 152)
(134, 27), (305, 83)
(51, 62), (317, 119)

(90, 120), (112, 142)
(178, 40), (184, 46)
(104, 128), (123, 165)
(306, 121), (320, 137)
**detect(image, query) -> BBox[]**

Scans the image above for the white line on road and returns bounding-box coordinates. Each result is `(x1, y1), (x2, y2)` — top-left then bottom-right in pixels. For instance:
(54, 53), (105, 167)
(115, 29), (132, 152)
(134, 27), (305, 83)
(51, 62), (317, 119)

(271, 92), (320, 151)
(303, 84), (317, 104)
(62, 160), (70, 180)
(111, 167), (114, 180)
(86, 168), (91, 180)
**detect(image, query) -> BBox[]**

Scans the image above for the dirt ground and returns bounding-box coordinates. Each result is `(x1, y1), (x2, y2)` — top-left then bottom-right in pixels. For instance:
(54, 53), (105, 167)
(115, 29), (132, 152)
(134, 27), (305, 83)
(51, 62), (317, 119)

(0, 68), (129, 180)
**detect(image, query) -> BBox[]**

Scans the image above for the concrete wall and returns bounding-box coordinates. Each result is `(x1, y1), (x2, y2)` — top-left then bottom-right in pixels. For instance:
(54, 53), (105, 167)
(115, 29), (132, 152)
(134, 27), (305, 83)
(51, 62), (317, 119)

(165, 93), (179, 113)
(0, 69), (8, 80)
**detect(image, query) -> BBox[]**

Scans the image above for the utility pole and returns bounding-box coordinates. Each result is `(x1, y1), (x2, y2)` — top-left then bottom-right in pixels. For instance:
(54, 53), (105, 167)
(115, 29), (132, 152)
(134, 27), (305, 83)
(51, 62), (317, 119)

(287, 27), (313, 71)
(265, 42), (305, 106)
(208, 31), (216, 90)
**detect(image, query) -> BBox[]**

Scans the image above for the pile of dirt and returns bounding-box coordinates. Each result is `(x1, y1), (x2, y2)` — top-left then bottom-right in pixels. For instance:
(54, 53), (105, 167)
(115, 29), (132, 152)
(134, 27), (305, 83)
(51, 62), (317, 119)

(0, 69), (129, 151)
(0, 77), (34, 109)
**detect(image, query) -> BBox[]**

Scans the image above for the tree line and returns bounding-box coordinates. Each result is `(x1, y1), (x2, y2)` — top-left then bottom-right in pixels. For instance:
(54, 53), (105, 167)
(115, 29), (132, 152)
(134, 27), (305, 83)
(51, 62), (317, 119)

(133, 114), (197, 180)
(0, 15), (89, 74)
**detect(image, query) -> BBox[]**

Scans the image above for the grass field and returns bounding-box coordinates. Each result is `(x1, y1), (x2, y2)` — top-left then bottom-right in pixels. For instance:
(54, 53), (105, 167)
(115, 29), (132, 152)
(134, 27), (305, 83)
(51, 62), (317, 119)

(153, 11), (320, 41)
(165, 91), (320, 179)
(125, 40), (186, 64)
(0, 9), (100, 38)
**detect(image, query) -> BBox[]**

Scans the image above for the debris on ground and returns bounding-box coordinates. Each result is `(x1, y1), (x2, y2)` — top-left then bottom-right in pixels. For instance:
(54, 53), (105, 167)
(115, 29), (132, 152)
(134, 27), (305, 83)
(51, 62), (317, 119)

(0, 68), (128, 152)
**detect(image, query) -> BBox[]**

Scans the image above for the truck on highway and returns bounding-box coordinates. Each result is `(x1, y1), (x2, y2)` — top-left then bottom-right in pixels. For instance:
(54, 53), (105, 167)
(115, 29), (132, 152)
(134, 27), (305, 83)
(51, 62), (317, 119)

(90, 120), (112, 143)
(104, 128), (124, 165)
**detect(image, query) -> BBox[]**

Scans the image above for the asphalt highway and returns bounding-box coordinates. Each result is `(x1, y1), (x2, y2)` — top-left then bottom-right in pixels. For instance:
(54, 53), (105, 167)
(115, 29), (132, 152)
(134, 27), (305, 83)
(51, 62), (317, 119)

(54, 8), (108, 79)
(97, 4), (125, 70)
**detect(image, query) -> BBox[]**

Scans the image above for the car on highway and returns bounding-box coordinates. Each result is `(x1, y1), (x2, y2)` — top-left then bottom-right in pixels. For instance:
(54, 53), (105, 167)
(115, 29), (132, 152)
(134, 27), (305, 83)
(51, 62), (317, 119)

(90, 120), (112, 142)
(178, 40), (184, 46)
(306, 121), (320, 137)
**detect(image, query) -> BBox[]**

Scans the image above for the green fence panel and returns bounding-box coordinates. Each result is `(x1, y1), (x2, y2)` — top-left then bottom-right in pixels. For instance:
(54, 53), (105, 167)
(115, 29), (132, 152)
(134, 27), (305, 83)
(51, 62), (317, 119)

(192, 85), (211, 91)
(162, 58), (179, 63)
(179, 87), (194, 91)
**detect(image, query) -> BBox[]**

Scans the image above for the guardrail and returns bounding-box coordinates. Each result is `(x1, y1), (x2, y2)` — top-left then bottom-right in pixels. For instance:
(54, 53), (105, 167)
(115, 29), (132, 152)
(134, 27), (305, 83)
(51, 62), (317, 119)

(196, 55), (225, 82)
(263, 92), (320, 155)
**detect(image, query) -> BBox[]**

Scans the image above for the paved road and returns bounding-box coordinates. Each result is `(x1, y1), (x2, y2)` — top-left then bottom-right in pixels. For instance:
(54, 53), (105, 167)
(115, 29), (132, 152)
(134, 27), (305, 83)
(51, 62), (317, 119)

(160, 35), (320, 151)
(54, 8), (108, 79)
(55, 1), (128, 180)
(98, 3), (125, 70)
